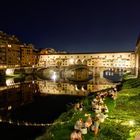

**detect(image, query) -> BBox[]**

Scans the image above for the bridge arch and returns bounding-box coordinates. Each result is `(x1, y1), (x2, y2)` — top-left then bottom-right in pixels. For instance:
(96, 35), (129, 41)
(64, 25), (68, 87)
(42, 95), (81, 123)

(75, 85), (81, 91)
(82, 59), (87, 65)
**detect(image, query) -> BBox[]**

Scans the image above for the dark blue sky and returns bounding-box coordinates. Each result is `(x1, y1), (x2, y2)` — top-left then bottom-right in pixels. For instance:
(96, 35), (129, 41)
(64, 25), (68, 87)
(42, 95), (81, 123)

(0, 0), (140, 52)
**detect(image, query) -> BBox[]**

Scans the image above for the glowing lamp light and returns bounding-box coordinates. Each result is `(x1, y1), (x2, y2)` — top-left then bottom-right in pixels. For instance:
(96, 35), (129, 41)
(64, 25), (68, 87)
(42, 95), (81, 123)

(51, 72), (57, 81)
(8, 44), (11, 48)
(6, 78), (15, 86)
(8, 106), (12, 110)
(5, 69), (14, 75)
(129, 120), (134, 126)
(69, 58), (74, 64)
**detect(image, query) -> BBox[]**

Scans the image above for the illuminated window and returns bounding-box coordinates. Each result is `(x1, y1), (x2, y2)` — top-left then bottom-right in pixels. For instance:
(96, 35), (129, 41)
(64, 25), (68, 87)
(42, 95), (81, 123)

(8, 44), (11, 48)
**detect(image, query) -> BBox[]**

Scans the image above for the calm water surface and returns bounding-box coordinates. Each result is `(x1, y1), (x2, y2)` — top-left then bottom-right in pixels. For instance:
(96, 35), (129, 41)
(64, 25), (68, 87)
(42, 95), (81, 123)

(0, 71), (122, 140)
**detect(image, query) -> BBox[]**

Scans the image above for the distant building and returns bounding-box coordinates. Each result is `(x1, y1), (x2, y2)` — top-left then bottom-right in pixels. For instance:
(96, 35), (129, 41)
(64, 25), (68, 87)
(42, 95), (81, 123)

(20, 44), (38, 67)
(38, 51), (135, 70)
(0, 31), (39, 68)
(0, 31), (21, 67)
(1, 30), (140, 78)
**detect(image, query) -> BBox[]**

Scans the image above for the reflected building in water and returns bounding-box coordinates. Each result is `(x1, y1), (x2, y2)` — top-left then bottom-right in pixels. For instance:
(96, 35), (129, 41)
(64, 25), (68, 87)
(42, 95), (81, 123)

(0, 75), (117, 112)
(0, 80), (38, 112)
(37, 77), (116, 96)
(0, 72), (120, 124)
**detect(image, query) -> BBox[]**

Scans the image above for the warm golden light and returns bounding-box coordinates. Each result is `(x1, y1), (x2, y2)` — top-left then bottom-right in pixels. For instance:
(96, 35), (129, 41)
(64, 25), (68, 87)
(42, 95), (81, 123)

(6, 78), (15, 86)
(5, 68), (15, 75)
(51, 72), (57, 81)
(69, 58), (74, 64)
(129, 120), (134, 126)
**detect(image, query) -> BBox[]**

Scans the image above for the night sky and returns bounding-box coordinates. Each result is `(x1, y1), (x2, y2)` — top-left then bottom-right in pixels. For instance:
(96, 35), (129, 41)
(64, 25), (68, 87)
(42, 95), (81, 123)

(0, 0), (140, 52)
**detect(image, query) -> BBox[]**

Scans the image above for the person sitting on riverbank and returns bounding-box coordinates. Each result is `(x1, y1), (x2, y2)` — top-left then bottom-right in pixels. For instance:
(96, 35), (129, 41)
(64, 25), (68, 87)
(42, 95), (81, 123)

(74, 118), (84, 130)
(96, 112), (107, 123)
(101, 104), (109, 113)
(74, 102), (83, 111)
(85, 114), (92, 129)
(70, 130), (83, 140)
(74, 102), (80, 111)
(108, 89), (117, 100)
(91, 117), (100, 136)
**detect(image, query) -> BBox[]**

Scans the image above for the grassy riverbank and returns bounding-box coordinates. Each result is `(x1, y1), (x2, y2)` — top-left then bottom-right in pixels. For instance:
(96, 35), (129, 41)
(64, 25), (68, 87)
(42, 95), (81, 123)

(36, 78), (140, 140)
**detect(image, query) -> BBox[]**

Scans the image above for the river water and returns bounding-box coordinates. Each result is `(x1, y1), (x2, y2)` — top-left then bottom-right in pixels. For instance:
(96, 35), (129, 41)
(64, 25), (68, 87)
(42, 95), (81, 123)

(0, 70), (122, 140)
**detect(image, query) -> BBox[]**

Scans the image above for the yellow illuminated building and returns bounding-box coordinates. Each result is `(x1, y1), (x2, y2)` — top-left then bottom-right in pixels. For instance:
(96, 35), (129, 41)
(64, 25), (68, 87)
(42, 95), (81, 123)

(38, 52), (135, 69)
(20, 44), (37, 67)
(0, 31), (38, 68)
(36, 77), (115, 96)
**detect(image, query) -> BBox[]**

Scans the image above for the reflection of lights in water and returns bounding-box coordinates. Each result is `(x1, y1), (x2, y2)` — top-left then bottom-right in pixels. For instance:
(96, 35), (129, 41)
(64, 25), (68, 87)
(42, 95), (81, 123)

(37, 77), (116, 95)
(0, 119), (64, 127)
(8, 106), (12, 110)
(0, 116), (2, 122)
(9, 119), (12, 124)
(51, 72), (57, 81)
(6, 78), (15, 86)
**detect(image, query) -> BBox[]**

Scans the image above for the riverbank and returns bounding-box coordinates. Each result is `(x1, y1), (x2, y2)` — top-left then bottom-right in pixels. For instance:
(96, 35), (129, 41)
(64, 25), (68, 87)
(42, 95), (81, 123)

(36, 78), (140, 140)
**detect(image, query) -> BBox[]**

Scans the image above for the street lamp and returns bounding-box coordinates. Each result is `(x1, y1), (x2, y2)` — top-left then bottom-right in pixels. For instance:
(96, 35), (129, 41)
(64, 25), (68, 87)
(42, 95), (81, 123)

(51, 72), (57, 81)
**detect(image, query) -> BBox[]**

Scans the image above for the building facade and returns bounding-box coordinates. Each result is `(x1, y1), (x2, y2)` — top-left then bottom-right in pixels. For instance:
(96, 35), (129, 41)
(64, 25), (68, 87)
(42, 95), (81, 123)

(38, 52), (136, 70)
(0, 31), (38, 68)
(1, 31), (140, 77)
(37, 78), (115, 96)
(0, 31), (21, 68)
(20, 44), (37, 67)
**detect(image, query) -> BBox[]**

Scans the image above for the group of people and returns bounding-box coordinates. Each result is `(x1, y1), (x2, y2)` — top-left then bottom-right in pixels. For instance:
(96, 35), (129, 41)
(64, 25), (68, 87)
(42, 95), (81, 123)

(70, 116), (92, 140)
(70, 87), (118, 140)
(96, 87), (118, 100)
